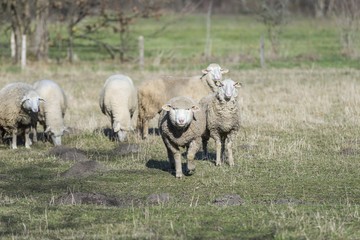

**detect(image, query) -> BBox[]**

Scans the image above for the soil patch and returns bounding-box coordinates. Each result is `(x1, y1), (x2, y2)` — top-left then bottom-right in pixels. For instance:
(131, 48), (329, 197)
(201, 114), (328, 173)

(213, 194), (245, 206)
(49, 146), (88, 162)
(60, 160), (107, 178)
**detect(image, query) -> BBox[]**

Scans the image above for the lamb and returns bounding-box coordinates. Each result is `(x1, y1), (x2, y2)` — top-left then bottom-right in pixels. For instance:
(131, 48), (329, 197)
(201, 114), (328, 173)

(0, 82), (43, 149)
(99, 74), (137, 142)
(158, 96), (206, 178)
(33, 80), (68, 146)
(137, 63), (228, 139)
(200, 78), (241, 166)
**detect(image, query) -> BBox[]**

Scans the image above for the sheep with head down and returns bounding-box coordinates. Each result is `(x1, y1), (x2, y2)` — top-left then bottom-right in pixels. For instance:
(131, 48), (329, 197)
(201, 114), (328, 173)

(200, 78), (242, 166)
(0, 82), (43, 149)
(158, 96), (206, 178)
(99, 74), (137, 142)
(33, 79), (68, 146)
(138, 63), (228, 139)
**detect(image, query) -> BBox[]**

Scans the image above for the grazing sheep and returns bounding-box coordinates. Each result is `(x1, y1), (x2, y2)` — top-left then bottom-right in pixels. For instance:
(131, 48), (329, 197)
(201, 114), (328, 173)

(99, 74), (137, 142)
(200, 79), (241, 166)
(0, 82), (43, 149)
(138, 63), (228, 139)
(33, 80), (67, 146)
(158, 96), (206, 178)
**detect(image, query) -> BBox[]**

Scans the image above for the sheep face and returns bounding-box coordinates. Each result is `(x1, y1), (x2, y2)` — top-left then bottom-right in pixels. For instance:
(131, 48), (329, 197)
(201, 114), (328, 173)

(45, 126), (66, 146)
(21, 92), (44, 113)
(202, 63), (229, 81)
(113, 121), (127, 142)
(162, 104), (199, 129)
(216, 79), (241, 102)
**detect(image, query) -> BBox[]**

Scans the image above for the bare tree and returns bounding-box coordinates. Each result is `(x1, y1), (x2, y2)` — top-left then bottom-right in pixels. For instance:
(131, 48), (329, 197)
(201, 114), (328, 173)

(258, 0), (289, 55)
(333, 0), (360, 57)
(1, 0), (31, 64)
(31, 0), (49, 61)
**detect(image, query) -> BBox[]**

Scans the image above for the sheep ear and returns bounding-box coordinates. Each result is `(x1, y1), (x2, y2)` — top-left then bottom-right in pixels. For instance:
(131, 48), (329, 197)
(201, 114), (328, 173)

(221, 68), (229, 74)
(234, 82), (242, 88)
(215, 80), (223, 87)
(45, 126), (51, 133)
(21, 96), (29, 104)
(39, 98), (45, 102)
(191, 105), (200, 112)
(162, 104), (172, 111)
(202, 69), (209, 74)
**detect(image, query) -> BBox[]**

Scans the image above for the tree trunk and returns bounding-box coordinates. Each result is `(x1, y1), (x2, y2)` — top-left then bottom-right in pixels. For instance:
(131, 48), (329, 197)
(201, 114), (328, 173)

(31, 0), (49, 61)
(315, 0), (325, 18)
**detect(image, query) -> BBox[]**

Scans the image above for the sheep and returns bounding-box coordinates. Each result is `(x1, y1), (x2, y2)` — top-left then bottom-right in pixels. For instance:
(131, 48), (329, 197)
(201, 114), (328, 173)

(33, 80), (68, 146)
(0, 82), (43, 149)
(137, 63), (228, 139)
(99, 74), (137, 142)
(200, 78), (241, 166)
(158, 96), (206, 178)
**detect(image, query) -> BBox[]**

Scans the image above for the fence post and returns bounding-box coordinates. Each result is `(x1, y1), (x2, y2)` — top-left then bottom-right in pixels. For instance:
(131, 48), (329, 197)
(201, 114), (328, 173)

(260, 35), (265, 68)
(21, 35), (27, 70)
(139, 36), (144, 70)
(11, 31), (15, 58)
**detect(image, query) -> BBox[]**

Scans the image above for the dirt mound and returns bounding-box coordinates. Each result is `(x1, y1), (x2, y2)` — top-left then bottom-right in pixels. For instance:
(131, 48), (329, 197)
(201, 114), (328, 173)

(147, 193), (170, 205)
(213, 194), (245, 206)
(49, 146), (88, 162)
(55, 192), (125, 207)
(60, 160), (106, 178)
(112, 143), (141, 155)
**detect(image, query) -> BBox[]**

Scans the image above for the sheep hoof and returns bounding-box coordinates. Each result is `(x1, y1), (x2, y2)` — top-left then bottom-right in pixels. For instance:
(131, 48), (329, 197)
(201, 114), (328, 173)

(175, 172), (183, 178)
(186, 169), (195, 176)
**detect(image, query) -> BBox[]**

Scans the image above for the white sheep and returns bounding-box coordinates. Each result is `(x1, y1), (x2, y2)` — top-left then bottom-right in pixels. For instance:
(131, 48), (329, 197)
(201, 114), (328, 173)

(200, 78), (241, 166)
(33, 80), (68, 146)
(158, 96), (206, 178)
(99, 74), (137, 142)
(0, 82), (43, 149)
(138, 63), (228, 139)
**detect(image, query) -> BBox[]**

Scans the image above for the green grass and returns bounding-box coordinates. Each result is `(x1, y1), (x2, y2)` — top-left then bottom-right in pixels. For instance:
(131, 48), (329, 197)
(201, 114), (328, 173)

(0, 65), (359, 239)
(1, 14), (360, 69)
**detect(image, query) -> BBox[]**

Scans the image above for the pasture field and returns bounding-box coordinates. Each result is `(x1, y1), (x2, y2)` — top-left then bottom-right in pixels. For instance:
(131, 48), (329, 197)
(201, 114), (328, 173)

(1, 14), (360, 69)
(0, 62), (359, 239)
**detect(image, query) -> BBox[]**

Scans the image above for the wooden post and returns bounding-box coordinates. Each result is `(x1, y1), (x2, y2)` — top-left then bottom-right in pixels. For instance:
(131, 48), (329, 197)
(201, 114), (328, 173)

(260, 35), (265, 68)
(11, 31), (15, 58)
(21, 35), (27, 70)
(204, 0), (213, 60)
(139, 36), (144, 70)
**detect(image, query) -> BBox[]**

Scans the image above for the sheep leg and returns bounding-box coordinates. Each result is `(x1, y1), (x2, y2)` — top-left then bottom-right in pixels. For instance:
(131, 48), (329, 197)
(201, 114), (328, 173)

(174, 151), (183, 178)
(24, 127), (32, 149)
(226, 136), (234, 166)
(11, 130), (17, 149)
(221, 137), (226, 163)
(186, 139), (200, 174)
(32, 124), (38, 143)
(214, 136), (222, 166)
(166, 147), (175, 170)
(141, 119), (149, 139)
(202, 135), (209, 160)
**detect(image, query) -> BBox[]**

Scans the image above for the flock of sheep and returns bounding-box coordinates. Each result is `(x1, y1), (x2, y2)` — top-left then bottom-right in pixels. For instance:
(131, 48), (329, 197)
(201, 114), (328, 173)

(0, 63), (241, 178)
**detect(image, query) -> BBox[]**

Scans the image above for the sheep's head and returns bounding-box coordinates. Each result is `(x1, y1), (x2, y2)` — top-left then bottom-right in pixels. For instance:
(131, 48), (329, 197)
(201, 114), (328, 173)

(45, 126), (67, 146)
(162, 97), (200, 129)
(113, 121), (128, 142)
(21, 90), (44, 113)
(216, 79), (241, 102)
(201, 63), (229, 81)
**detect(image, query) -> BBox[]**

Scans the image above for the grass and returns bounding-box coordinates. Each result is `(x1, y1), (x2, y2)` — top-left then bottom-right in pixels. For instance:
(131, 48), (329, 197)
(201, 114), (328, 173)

(1, 14), (360, 69)
(0, 63), (359, 239)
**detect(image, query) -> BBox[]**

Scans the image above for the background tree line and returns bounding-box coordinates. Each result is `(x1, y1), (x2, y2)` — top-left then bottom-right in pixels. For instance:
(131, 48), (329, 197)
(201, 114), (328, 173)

(0, 0), (359, 65)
